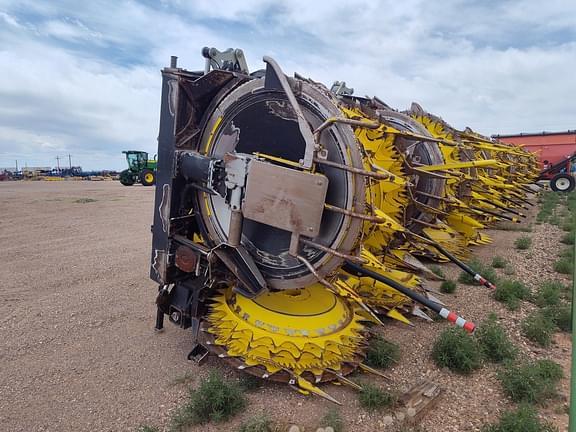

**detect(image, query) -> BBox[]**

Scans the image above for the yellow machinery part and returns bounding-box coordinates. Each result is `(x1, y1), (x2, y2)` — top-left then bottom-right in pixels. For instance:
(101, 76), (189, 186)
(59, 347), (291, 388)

(341, 107), (410, 251)
(340, 248), (419, 317)
(157, 57), (540, 404)
(205, 284), (368, 382)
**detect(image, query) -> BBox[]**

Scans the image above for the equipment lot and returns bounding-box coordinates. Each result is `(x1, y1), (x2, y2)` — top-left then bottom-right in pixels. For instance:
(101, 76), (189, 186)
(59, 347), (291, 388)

(0, 181), (571, 432)
(0, 181), (186, 431)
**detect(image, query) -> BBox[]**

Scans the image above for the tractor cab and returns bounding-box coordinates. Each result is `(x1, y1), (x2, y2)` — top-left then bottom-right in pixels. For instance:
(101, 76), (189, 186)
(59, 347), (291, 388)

(120, 150), (157, 186)
(124, 151), (149, 172)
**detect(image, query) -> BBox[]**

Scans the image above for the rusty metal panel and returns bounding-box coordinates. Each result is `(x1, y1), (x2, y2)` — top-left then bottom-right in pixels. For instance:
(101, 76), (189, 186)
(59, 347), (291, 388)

(243, 160), (328, 237)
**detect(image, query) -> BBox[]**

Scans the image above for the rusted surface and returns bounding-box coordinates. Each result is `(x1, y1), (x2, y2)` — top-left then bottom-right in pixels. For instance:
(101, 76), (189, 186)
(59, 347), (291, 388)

(313, 157), (396, 181)
(227, 210), (243, 247)
(262, 56), (316, 169)
(243, 160), (328, 237)
(193, 75), (366, 290)
(300, 238), (366, 264)
(175, 70), (245, 149)
(174, 245), (198, 273)
(313, 116), (379, 144)
(324, 202), (386, 223)
(265, 100), (297, 121)
(203, 336), (361, 383)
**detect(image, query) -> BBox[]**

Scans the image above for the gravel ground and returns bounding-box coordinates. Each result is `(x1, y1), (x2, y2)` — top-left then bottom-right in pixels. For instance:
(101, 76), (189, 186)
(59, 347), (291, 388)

(391, 210), (572, 432)
(0, 181), (571, 432)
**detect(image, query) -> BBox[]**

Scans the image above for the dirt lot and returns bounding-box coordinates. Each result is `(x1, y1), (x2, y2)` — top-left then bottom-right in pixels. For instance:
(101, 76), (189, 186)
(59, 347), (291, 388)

(0, 181), (571, 432)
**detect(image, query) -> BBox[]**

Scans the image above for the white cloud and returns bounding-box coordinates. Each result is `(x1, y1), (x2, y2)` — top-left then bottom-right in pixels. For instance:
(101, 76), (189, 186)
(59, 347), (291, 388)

(0, 0), (574, 170)
(42, 18), (103, 42)
(0, 10), (21, 27)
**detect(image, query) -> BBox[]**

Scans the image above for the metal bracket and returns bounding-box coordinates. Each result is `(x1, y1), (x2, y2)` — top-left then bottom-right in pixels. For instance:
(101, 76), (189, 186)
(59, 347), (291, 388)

(188, 343), (209, 364)
(202, 47), (249, 74)
(263, 56), (316, 169)
(330, 81), (354, 96)
(154, 286), (170, 331)
(223, 153), (250, 246)
(186, 280), (209, 364)
(213, 244), (268, 298)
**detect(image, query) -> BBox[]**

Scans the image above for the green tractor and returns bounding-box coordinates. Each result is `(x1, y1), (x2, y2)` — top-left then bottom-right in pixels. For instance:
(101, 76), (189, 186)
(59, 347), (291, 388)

(119, 150), (157, 186)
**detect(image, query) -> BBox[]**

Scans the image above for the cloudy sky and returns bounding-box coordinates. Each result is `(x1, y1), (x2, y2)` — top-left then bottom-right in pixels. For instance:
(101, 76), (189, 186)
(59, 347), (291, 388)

(1, 0), (575, 170)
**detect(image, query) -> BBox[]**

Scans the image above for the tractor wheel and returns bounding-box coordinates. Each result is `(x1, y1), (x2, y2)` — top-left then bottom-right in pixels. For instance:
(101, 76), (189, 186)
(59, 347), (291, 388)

(140, 169), (156, 186)
(550, 174), (575, 192)
(119, 169), (135, 186)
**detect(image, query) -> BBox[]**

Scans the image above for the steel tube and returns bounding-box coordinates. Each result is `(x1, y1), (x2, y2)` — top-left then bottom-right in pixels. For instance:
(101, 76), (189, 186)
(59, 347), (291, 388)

(421, 234), (497, 290)
(227, 211), (243, 247)
(313, 157), (396, 181)
(343, 261), (475, 332)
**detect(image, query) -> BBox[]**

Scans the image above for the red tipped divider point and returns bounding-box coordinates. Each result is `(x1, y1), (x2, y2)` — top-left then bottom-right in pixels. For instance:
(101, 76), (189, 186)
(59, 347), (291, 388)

(474, 273), (496, 290)
(439, 307), (476, 333)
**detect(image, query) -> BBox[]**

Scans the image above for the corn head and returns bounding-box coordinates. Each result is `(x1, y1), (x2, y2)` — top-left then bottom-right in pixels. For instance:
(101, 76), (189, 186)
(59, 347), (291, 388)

(149, 49), (538, 402)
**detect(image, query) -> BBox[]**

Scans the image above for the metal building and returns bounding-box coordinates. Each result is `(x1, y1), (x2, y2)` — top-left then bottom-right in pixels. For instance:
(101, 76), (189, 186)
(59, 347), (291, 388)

(493, 130), (576, 166)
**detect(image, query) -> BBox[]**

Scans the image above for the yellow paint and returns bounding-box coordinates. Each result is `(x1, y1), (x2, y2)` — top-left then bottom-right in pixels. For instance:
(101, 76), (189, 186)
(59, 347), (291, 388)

(201, 96), (538, 398)
(204, 116), (222, 154)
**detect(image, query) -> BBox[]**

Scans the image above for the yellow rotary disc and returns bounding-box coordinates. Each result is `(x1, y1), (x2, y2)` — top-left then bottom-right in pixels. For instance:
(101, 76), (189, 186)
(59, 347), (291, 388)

(144, 172), (154, 183)
(205, 284), (368, 383)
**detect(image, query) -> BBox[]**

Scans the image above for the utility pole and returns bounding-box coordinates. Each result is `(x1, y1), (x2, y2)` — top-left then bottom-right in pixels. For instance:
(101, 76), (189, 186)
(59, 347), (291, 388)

(15, 160), (18, 173)
(68, 154), (72, 169)
(56, 156), (61, 174)
(570, 238), (576, 432)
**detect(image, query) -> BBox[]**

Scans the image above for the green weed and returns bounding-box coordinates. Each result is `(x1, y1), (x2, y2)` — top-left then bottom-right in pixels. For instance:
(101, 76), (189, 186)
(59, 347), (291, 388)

(521, 312), (556, 347)
(74, 198), (98, 204)
(534, 281), (563, 307)
(169, 372), (246, 430)
(358, 383), (396, 411)
(137, 427), (160, 432)
(493, 279), (530, 310)
(553, 257), (573, 275)
(475, 314), (516, 363)
(514, 236), (532, 250)
(429, 265), (445, 279)
(542, 304), (572, 332)
(319, 408), (344, 432)
(432, 327), (482, 374)
(365, 335), (400, 369)
(561, 232), (575, 245)
(498, 359), (562, 403)
(491, 256), (508, 269)
(482, 404), (558, 432)
(440, 280), (457, 294)
(239, 415), (273, 432)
